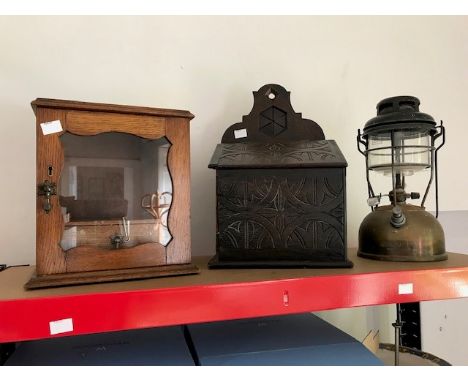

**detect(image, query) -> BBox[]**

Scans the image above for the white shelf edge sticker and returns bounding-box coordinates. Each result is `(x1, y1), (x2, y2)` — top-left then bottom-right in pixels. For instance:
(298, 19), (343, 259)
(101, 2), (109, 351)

(398, 283), (413, 295)
(49, 318), (74, 335)
(234, 128), (247, 139)
(40, 120), (63, 135)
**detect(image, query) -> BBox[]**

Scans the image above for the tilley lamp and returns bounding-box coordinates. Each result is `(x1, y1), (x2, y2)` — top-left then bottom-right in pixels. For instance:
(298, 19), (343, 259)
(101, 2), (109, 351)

(357, 96), (447, 261)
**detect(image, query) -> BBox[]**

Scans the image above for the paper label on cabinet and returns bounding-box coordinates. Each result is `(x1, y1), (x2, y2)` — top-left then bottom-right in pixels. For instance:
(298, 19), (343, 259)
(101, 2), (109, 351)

(234, 128), (248, 139)
(49, 318), (73, 335)
(398, 283), (413, 295)
(40, 120), (63, 135)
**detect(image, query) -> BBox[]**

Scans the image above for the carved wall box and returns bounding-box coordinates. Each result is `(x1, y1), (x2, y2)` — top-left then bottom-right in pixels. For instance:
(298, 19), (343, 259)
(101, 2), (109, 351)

(26, 99), (197, 289)
(208, 84), (352, 268)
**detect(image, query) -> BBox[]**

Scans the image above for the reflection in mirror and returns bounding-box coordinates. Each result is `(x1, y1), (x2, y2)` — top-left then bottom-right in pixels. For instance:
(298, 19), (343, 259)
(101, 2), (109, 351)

(59, 132), (172, 251)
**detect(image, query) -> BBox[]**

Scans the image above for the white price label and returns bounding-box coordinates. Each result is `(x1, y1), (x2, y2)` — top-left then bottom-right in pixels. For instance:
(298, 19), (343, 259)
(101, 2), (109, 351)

(234, 128), (248, 139)
(398, 283), (413, 295)
(40, 120), (63, 135)
(49, 318), (74, 335)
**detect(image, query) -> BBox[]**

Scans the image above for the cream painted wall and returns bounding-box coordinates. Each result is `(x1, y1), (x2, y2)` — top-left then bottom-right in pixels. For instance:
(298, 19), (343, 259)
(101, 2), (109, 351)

(1, 16), (467, 344)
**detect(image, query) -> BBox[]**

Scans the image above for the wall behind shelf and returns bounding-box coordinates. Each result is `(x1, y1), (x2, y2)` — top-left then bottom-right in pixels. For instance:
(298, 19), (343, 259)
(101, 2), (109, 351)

(420, 210), (468, 366)
(0, 16), (467, 347)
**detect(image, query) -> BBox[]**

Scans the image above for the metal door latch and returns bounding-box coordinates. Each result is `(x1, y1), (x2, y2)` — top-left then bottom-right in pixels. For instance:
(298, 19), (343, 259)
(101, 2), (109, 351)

(37, 180), (57, 213)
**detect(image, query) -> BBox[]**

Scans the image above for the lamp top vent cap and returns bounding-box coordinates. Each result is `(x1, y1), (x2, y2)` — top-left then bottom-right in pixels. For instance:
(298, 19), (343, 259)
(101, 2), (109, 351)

(363, 95), (436, 135)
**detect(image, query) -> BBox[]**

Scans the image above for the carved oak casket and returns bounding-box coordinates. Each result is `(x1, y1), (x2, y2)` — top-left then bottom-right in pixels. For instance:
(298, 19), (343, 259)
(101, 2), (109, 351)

(208, 84), (352, 268)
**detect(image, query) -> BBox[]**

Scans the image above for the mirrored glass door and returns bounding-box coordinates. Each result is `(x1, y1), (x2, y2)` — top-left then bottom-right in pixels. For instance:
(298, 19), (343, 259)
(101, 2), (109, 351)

(58, 132), (172, 251)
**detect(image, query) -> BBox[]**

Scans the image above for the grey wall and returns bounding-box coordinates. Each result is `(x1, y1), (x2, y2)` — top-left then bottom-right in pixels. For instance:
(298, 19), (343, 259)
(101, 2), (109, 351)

(421, 211), (468, 365)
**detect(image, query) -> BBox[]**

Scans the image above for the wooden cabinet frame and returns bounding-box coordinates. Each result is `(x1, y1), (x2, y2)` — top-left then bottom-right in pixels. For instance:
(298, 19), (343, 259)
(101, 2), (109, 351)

(27, 99), (197, 289)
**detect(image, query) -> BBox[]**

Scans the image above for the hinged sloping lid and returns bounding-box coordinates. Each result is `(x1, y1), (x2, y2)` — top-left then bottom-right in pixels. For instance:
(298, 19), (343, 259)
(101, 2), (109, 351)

(209, 139), (347, 169)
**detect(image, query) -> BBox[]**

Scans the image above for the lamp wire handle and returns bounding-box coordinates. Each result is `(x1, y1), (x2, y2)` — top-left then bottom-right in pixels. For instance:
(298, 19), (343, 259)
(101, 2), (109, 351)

(434, 121), (446, 218)
(390, 131), (397, 207)
(357, 129), (376, 210)
(356, 129), (366, 156)
(421, 121), (445, 212)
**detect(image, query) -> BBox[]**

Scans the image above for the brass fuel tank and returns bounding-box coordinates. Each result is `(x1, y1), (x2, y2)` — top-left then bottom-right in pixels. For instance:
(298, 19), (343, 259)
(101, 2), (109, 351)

(358, 204), (446, 262)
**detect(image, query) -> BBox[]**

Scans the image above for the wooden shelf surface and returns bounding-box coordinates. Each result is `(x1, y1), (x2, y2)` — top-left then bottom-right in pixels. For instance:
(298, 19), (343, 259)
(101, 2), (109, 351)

(1, 250), (468, 343)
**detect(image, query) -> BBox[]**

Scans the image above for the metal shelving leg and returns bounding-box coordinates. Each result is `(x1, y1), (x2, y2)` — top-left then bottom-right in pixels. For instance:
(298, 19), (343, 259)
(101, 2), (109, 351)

(392, 303), (403, 366)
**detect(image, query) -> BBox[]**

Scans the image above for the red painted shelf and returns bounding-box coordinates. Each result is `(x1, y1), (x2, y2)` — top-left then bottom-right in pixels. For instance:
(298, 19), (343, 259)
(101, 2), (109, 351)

(1, 250), (468, 343)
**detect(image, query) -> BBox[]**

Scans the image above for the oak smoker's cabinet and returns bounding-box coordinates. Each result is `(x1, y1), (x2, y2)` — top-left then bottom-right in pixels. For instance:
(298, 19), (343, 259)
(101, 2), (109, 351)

(27, 99), (198, 289)
(208, 84), (352, 269)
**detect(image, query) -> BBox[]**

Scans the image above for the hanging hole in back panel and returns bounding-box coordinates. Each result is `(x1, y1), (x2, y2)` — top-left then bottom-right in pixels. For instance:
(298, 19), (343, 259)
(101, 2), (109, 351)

(48, 166), (53, 177)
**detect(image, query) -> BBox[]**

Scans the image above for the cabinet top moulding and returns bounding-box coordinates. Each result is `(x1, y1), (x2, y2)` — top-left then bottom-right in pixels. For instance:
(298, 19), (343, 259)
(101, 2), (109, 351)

(31, 98), (194, 119)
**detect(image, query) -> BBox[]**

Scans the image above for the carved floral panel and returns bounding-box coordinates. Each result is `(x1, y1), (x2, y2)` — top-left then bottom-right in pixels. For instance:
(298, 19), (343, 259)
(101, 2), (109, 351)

(217, 169), (345, 253)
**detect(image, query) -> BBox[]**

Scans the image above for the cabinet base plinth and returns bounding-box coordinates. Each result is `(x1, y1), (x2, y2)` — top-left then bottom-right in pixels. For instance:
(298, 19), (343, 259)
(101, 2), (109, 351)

(208, 254), (353, 269)
(25, 264), (199, 290)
